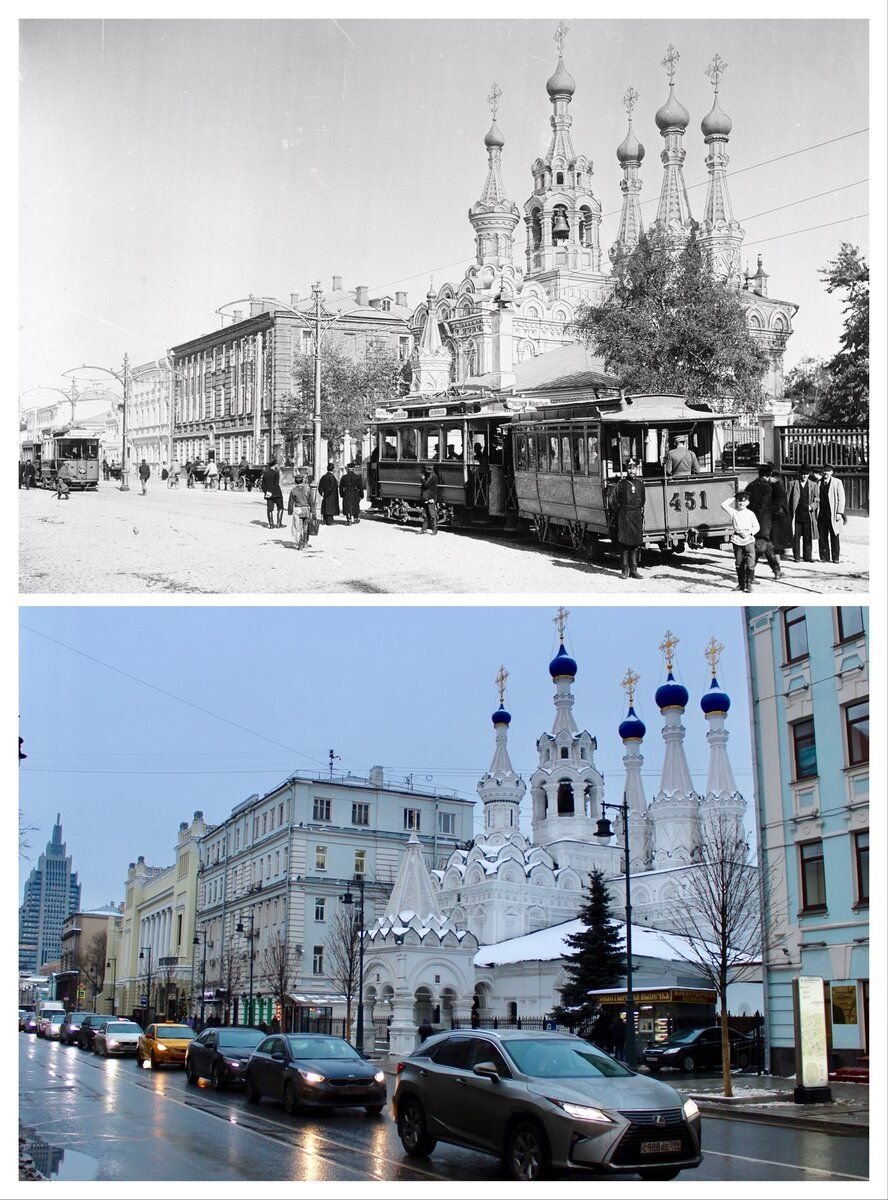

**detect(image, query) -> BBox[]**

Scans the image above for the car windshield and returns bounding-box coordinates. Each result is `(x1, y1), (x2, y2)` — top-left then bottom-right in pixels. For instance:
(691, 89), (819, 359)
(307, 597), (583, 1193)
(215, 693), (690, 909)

(218, 1030), (266, 1048)
(106, 1023), (139, 1034)
(286, 1037), (360, 1061)
(156, 1026), (194, 1039)
(507, 1039), (632, 1079)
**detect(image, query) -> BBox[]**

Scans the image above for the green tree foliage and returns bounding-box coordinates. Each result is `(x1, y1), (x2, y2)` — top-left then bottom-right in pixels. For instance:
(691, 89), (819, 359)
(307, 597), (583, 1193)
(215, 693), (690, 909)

(279, 341), (406, 456)
(551, 868), (626, 1026)
(815, 243), (868, 427)
(572, 229), (767, 413)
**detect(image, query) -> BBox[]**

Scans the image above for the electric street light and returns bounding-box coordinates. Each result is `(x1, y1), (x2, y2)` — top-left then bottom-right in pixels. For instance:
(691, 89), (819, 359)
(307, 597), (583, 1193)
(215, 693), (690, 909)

(340, 876), (366, 1054)
(64, 357), (132, 489)
(236, 912), (258, 1026)
(106, 958), (117, 1015)
(595, 795), (637, 1070)
(193, 929), (209, 1028)
(138, 946), (154, 1028)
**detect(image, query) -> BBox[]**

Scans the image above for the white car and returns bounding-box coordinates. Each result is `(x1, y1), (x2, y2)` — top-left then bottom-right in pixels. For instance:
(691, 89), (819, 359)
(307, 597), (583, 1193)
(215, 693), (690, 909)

(43, 1012), (67, 1040)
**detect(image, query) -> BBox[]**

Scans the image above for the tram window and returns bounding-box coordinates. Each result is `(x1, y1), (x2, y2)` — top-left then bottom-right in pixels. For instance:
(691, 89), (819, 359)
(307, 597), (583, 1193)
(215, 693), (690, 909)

(381, 429), (398, 459)
(400, 428), (418, 459)
(515, 433), (528, 471)
(444, 427), (464, 461)
(422, 429), (441, 461)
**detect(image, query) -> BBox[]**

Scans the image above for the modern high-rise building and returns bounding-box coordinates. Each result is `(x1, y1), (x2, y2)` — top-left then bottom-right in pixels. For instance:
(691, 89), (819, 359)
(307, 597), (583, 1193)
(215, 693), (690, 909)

(19, 814), (82, 972)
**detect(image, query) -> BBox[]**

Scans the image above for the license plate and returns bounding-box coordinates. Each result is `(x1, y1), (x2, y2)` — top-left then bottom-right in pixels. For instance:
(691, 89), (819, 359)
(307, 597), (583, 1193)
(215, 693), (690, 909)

(641, 1140), (682, 1155)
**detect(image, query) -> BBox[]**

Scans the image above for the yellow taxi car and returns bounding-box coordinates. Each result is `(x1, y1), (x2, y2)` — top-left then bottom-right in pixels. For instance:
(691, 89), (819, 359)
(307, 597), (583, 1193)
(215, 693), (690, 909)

(137, 1022), (196, 1069)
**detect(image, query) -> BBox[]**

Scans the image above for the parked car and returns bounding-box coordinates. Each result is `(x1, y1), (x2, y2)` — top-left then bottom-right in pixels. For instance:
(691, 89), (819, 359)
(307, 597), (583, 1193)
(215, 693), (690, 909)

(43, 1012), (67, 1040)
(94, 1020), (142, 1057)
(185, 1026), (266, 1090)
(393, 1029), (702, 1182)
(59, 1012), (94, 1046)
(137, 1023), (196, 1069)
(642, 1026), (756, 1074)
(78, 1014), (110, 1051)
(244, 1034), (387, 1116)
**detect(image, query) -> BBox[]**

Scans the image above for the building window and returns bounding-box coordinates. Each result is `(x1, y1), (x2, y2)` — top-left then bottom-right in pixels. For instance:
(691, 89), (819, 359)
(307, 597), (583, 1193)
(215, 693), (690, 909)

(854, 831), (869, 904)
(312, 945), (324, 975)
(313, 797), (331, 822)
(403, 809), (421, 831)
(354, 849), (366, 877)
(837, 607), (865, 642)
(799, 840), (827, 911)
(315, 845), (327, 872)
(352, 802), (369, 826)
(783, 607), (809, 663)
(437, 811), (456, 836)
(314, 897), (326, 922)
(845, 699), (869, 765)
(792, 717), (818, 780)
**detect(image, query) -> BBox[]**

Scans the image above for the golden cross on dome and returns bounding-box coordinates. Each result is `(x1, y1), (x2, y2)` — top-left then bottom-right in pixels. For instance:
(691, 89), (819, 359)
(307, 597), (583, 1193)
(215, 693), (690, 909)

(623, 86), (639, 119)
(554, 606), (570, 641)
(622, 667), (640, 706)
(705, 53), (728, 93)
(659, 629), (679, 672)
(487, 81), (502, 123)
(496, 665), (509, 705)
(554, 21), (569, 56)
(662, 43), (680, 84)
(704, 636), (724, 677)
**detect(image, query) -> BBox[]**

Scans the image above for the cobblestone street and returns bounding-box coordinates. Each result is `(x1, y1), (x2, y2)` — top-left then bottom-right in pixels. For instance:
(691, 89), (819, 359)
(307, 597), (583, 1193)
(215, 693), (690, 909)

(20, 484), (869, 595)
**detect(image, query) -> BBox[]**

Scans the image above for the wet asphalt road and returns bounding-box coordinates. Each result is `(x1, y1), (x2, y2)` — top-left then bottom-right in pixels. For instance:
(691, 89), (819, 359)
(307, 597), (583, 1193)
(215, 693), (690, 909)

(20, 1035), (868, 1185)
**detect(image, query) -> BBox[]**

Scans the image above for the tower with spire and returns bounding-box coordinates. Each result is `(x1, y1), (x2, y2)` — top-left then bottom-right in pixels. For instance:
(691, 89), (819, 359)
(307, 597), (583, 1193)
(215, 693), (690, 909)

(611, 86), (646, 261)
(647, 631), (701, 867)
(649, 44), (695, 248)
(698, 55), (744, 287)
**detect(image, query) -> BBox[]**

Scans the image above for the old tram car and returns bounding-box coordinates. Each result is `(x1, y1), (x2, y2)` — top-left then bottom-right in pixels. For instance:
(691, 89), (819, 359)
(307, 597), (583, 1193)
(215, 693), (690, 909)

(20, 429), (101, 490)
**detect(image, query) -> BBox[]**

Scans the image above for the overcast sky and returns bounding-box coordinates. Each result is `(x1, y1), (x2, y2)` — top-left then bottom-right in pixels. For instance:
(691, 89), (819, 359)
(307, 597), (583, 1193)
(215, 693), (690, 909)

(19, 604), (751, 909)
(19, 13), (870, 408)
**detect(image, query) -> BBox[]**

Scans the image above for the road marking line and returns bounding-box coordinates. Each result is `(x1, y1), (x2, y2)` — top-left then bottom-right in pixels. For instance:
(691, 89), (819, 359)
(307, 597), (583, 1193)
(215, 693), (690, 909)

(705, 1150), (868, 1180)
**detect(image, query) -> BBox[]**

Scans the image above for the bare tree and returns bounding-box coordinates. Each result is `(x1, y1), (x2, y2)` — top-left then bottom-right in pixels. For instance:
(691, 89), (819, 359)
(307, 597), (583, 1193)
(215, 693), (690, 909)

(78, 931), (107, 1005)
(667, 811), (771, 1097)
(327, 905), (361, 1041)
(260, 933), (301, 1031)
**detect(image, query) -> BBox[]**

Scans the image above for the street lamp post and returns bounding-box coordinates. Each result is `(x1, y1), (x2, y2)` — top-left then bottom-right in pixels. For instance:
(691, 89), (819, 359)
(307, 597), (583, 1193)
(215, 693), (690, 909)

(595, 795), (637, 1070)
(138, 946), (154, 1028)
(106, 958), (117, 1015)
(340, 876), (366, 1053)
(236, 912), (257, 1026)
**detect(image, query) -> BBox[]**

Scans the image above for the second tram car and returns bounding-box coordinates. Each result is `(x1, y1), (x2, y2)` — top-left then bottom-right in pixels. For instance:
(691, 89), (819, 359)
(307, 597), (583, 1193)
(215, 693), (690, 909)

(21, 429), (101, 490)
(368, 393), (740, 557)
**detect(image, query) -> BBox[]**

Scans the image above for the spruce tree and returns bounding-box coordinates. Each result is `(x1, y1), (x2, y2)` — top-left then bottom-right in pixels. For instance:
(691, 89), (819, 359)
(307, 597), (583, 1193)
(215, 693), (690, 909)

(551, 868), (627, 1026)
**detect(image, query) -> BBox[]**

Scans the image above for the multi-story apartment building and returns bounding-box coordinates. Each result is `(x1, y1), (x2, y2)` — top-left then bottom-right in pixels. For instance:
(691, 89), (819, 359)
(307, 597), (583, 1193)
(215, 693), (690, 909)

(19, 815), (82, 972)
(196, 767), (473, 1031)
(745, 606), (869, 1073)
(129, 358), (173, 468)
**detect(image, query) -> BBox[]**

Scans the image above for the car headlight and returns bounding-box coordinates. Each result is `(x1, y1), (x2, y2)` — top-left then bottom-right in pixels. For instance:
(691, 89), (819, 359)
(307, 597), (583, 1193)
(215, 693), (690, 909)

(550, 1099), (613, 1124)
(156, 1043), (167, 1051)
(373, 1070), (385, 1084)
(683, 1098), (700, 1120)
(298, 1069), (326, 1085)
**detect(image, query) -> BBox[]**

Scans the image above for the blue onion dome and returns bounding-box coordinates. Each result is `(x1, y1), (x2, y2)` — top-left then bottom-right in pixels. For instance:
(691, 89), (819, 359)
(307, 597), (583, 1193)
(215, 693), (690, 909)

(618, 705), (646, 741)
(492, 703), (512, 726)
(701, 97), (732, 138)
(484, 121), (505, 149)
(655, 85), (690, 131)
(546, 56), (576, 98)
(617, 124), (645, 164)
(549, 642), (578, 679)
(701, 676), (731, 714)
(655, 670), (689, 710)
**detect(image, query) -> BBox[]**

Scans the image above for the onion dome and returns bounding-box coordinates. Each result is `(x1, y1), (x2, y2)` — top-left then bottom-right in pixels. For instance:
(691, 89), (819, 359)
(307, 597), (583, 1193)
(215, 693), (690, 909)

(549, 642), (578, 679)
(655, 85), (690, 131)
(546, 56), (576, 98)
(619, 704), (646, 741)
(701, 676), (731, 714)
(484, 121), (505, 148)
(655, 670), (689, 710)
(617, 124), (645, 164)
(492, 703), (512, 726)
(701, 96), (732, 138)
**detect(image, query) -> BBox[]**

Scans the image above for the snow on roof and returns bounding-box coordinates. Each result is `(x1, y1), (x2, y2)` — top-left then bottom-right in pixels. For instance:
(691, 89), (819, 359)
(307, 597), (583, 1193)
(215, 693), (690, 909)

(474, 918), (707, 968)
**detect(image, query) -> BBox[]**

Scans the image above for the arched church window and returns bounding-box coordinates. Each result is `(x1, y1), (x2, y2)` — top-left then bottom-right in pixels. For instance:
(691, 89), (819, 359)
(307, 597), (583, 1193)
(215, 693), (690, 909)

(556, 780), (575, 815)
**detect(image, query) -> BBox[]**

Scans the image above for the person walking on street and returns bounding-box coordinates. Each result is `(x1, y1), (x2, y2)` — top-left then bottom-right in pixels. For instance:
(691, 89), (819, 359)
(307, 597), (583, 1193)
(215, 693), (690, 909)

(419, 466), (438, 534)
(317, 462), (340, 525)
(663, 434), (701, 476)
(788, 465), (819, 563)
(612, 458), (645, 579)
(745, 463), (782, 581)
(138, 459), (151, 495)
(261, 460), (284, 529)
(287, 471), (313, 549)
(339, 462), (363, 524)
(721, 491), (760, 591)
(817, 463), (847, 563)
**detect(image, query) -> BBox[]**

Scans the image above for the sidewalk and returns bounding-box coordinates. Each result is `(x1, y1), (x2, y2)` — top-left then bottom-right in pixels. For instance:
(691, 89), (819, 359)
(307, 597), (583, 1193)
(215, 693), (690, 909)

(684, 1074), (869, 1135)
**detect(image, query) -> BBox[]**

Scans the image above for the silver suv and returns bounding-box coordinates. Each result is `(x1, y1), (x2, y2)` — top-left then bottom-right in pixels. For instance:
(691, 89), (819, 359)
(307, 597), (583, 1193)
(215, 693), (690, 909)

(393, 1029), (702, 1181)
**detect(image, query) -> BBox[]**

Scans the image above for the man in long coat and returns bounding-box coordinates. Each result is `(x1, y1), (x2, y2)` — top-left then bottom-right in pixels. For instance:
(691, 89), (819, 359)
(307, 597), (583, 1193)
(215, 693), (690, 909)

(612, 458), (645, 579)
(317, 462), (340, 525)
(339, 462), (363, 524)
(817, 464), (847, 563)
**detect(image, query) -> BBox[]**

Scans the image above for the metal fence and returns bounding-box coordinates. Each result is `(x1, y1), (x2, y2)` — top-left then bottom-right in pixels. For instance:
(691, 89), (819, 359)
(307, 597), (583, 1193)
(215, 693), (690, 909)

(777, 426), (869, 511)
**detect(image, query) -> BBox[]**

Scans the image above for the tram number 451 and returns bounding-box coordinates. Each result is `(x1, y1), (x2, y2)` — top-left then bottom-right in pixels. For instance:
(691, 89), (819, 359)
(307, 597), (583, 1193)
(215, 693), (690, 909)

(669, 490), (708, 512)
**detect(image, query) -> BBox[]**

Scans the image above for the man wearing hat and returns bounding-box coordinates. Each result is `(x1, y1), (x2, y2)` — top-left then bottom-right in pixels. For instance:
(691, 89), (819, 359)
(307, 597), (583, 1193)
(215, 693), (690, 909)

(663, 434), (702, 477)
(339, 461), (363, 525)
(317, 461), (340, 526)
(787, 464), (819, 563)
(612, 458), (645, 579)
(817, 463), (847, 562)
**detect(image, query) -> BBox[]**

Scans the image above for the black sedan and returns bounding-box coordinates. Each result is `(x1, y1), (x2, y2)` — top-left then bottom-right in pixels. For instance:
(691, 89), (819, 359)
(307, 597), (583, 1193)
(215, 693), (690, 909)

(643, 1026), (756, 1073)
(244, 1034), (387, 1116)
(186, 1026), (266, 1090)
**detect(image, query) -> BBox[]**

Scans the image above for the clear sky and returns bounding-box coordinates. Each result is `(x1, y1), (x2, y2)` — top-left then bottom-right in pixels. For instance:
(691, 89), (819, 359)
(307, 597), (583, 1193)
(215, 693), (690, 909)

(19, 12), (871, 408)
(19, 604), (750, 909)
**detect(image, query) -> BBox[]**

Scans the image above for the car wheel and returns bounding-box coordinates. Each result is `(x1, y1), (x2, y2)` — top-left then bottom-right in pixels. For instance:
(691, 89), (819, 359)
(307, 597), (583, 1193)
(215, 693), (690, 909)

(185, 1059), (198, 1085)
(680, 1053), (696, 1073)
(398, 1096), (437, 1157)
(504, 1119), (550, 1182)
(638, 1168), (682, 1181)
(364, 1104), (384, 1116)
(245, 1074), (261, 1104)
(211, 1062), (226, 1092)
(283, 1081), (299, 1116)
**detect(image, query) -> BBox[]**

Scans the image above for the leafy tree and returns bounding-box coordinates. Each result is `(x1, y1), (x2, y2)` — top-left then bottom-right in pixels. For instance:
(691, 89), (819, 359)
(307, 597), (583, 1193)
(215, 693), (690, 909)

(816, 243), (868, 427)
(572, 228), (768, 413)
(551, 869), (626, 1026)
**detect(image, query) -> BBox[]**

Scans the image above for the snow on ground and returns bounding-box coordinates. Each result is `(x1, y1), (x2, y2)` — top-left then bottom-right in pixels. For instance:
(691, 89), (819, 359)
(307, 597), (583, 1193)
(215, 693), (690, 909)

(19, 484), (870, 596)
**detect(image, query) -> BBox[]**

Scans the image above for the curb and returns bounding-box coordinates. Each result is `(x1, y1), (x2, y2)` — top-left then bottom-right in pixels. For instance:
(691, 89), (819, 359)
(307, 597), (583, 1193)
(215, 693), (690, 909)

(696, 1100), (869, 1137)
